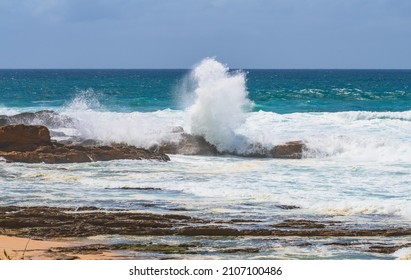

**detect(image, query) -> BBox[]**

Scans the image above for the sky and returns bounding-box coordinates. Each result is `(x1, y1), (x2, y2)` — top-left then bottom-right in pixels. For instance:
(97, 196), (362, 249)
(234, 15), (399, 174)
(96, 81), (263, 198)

(1, 0), (411, 69)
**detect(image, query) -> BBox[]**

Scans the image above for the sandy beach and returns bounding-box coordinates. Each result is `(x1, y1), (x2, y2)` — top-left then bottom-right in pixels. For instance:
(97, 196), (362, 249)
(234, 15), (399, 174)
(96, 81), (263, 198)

(0, 235), (126, 260)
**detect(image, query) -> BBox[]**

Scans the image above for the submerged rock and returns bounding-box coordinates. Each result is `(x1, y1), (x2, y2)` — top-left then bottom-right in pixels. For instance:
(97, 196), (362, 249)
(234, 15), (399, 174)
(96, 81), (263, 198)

(0, 125), (169, 163)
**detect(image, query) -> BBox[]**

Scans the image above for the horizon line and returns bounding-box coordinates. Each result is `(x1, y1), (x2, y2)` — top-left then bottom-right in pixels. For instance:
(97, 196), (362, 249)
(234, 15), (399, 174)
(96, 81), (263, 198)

(1, 68), (411, 71)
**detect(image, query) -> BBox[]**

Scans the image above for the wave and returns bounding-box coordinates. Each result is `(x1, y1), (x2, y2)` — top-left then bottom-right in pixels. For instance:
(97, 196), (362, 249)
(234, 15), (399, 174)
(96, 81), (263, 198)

(187, 58), (253, 153)
(0, 106), (24, 116)
(2, 105), (410, 162)
(1, 58), (410, 162)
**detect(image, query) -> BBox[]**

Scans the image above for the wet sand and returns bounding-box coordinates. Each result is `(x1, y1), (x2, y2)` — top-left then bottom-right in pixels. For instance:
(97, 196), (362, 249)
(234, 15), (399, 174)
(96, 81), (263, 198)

(0, 235), (123, 260)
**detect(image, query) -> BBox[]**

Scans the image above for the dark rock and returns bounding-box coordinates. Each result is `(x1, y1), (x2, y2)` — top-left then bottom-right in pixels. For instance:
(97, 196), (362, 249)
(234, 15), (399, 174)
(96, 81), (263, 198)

(276, 204), (301, 210)
(75, 206), (101, 211)
(271, 141), (305, 159)
(0, 110), (75, 129)
(295, 242), (313, 247)
(0, 118), (9, 126)
(0, 124), (51, 152)
(367, 244), (411, 254)
(177, 226), (241, 236)
(169, 208), (189, 212)
(0, 125), (169, 163)
(229, 219), (261, 223)
(273, 219), (326, 229)
(109, 187), (162, 191)
(220, 248), (260, 254)
(152, 134), (306, 159)
(2, 206), (411, 239)
(150, 133), (219, 156)
(50, 243), (195, 255)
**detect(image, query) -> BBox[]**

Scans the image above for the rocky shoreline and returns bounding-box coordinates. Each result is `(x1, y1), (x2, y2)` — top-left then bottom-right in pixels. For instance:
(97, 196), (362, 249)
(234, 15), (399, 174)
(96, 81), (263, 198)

(0, 124), (170, 163)
(0, 123), (306, 163)
(2, 206), (411, 238)
(1, 206), (410, 260)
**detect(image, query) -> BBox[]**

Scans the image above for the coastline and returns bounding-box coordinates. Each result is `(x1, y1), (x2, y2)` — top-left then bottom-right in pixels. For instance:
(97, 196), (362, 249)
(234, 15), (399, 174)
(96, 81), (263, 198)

(1, 206), (411, 260)
(0, 235), (124, 260)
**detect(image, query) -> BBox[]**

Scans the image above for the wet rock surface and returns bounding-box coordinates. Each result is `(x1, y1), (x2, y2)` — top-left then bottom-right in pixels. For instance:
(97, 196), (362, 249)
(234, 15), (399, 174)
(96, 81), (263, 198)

(0, 124), (169, 163)
(0, 124), (51, 152)
(0, 110), (75, 129)
(270, 141), (305, 159)
(2, 206), (410, 259)
(1, 206), (411, 239)
(150, 133), (219, 156)
(1, 112), (306, 159)
(150, 132), (305, 159)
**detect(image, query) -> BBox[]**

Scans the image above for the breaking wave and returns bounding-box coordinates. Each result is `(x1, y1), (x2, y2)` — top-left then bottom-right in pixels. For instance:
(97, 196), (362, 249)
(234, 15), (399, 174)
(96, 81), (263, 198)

(187, 58), (253, 153)
(1, 59), (410, 162)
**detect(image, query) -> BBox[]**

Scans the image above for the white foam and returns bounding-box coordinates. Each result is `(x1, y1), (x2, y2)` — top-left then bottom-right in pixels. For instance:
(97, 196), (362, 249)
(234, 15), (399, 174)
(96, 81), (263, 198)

(57, 100), (411, 163)
(239, 110), (411, 162)
(62, 108), (184, 148)
(0, 106), (23, 116)
(392, 247), (411, 260)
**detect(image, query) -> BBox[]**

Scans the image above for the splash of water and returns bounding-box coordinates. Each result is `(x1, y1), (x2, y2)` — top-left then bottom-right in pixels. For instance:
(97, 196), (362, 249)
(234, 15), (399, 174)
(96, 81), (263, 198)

(63, 89), (103, 112)
(187, 58), (253, 153)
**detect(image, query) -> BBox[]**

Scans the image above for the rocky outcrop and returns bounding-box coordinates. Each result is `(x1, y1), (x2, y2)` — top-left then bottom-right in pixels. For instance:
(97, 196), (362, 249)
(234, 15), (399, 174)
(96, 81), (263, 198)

(0, 124), (51, 152)
(150, 133), (219, 156)
(2, 206), (411, 239)
(270, 141), (305, 159)
(150, 133), (305, 159)
(0, 125), (169, 163)
(0, 123), (305, 162)
(0, 110), (74, 128)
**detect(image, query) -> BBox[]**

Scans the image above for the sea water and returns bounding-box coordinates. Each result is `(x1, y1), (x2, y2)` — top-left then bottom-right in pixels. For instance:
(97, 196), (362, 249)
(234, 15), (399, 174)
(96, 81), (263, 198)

(1, 58), (411, 259)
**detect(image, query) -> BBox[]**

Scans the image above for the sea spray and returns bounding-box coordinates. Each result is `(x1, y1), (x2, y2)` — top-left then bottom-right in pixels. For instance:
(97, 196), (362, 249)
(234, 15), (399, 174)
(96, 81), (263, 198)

(187, 58), (253, 153)
(60, 90), (184, 147)
(63, 89), (103, 112)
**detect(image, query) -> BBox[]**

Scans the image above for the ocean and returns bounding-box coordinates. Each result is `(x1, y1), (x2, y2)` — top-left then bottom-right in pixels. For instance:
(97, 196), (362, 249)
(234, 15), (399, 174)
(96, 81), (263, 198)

(1, 58), (411, 259)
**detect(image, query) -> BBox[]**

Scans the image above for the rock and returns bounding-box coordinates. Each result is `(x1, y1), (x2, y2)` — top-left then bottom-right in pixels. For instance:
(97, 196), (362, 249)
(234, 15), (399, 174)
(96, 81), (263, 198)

(0, 124), (51, 152)
(0, 143), (170, 164)
(171, 126), (184, 133)
(0, 125), (169, 163)
(273, 219), (326, 229)
(152, 134), (306, 159)
(367, 244), (411, 254)
(2, 206), (411, 239)
(177, 226), (241, 236)
(220, 248), (260, 254)
(0, 110), (75, 128)
(79, 139), (102, 146)
(150, 133), (219, 156)
(0, 118), (9, 126)
(276, 204), (301, 210)
(49, 130), (67, 137)
(271, 141), (305, 159)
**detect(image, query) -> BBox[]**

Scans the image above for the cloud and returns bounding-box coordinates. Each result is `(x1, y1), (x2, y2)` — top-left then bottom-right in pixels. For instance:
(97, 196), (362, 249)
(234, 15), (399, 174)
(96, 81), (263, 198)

(1, 0), (137, 23)
(0, 0), (410, 68)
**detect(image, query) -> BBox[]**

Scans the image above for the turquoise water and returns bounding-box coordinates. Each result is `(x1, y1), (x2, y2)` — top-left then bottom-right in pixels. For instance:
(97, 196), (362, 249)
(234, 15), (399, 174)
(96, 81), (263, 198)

(1, 69), (410, 113)
(1, 59), (411, 259)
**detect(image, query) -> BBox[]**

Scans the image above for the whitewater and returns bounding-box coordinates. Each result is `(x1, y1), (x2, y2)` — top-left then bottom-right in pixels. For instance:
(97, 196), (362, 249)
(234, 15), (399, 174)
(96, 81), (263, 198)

(1, 59), (411, 259)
